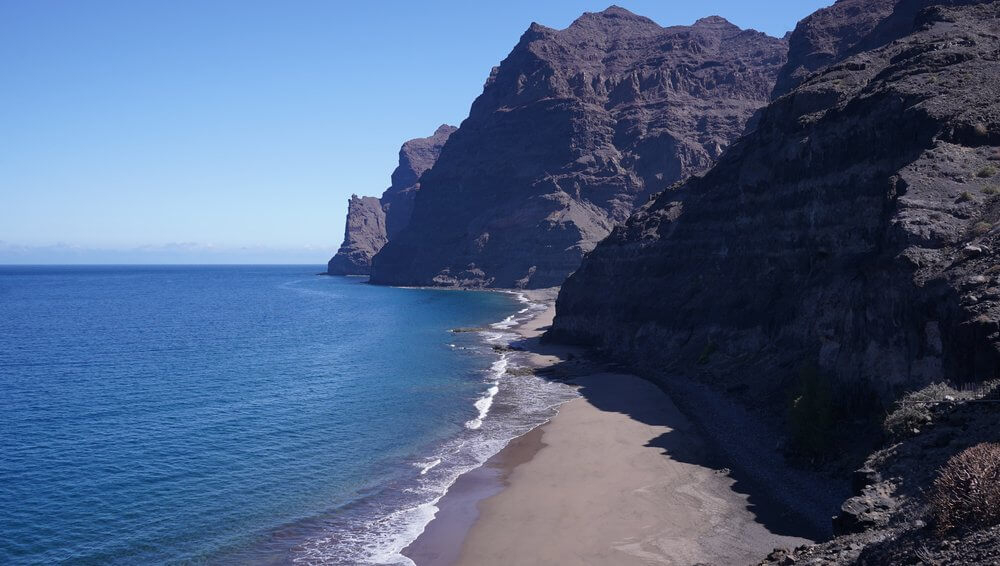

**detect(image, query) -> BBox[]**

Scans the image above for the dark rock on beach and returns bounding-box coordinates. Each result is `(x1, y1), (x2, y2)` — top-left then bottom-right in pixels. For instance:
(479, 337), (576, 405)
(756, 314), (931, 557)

(370, 6), (788, 288)
(327, 125), (455, 275)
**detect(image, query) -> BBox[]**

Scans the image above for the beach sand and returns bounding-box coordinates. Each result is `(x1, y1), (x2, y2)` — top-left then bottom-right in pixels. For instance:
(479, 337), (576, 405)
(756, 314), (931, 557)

(405, 294), (813, 566)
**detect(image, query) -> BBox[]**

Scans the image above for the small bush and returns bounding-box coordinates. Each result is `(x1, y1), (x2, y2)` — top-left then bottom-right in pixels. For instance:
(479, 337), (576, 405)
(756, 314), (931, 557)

(788, 365), (834, 457)
(930, 443), (1000, 536)
(697, 340), (717, 365)
(982, 185), (1000, 196)
(973, 221), (993, 236)
(977, 166), (998, 178)
(958, 191), (975, 203)
(883, 383), (957, 440)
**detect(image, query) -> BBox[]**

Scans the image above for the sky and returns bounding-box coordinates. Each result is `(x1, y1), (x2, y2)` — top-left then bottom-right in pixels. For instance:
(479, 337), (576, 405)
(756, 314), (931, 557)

(0, 0), (832, 264)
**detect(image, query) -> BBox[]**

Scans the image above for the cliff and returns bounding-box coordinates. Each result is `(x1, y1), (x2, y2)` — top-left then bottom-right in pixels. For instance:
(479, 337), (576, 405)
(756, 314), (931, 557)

(370, 7), (788, 288)
(327, 195), (387, 275)
(326, 125), (455, 275)
(552, 0), (1000, 398)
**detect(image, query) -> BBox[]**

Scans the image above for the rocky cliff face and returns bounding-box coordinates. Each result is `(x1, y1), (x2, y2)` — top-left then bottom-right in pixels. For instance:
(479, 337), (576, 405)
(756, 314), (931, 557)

(551, 0), (1000, 414)
(771, 0), (901, 97)
(760, 383), (1000, 564)
(370, 7), (787, 288)
(327, 195), (387, 275)
(326, 125), (455, 275)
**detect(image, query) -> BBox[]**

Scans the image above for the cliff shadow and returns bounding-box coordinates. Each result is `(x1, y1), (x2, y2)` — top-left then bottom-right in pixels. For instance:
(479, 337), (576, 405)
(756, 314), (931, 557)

(509, 332), (836, 542)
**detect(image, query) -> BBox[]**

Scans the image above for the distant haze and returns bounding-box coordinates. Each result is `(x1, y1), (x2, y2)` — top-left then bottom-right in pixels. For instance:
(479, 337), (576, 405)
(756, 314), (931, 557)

(0, 0), (831, 264)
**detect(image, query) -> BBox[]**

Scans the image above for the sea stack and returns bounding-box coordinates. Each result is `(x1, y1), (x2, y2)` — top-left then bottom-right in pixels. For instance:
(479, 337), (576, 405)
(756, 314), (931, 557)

(327, 124), (456, 275)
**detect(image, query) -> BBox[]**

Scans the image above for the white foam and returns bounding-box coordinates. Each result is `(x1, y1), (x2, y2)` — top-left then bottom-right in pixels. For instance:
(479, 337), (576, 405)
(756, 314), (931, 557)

(465, 356), (507, 430)
(465, 384), (500, 430)
(479, 331), (507, 343)
(291, 293), (576, 566)
(489, 356), (509, 377)
(490, 315), (517, 329)
(414, 459), (441, 476)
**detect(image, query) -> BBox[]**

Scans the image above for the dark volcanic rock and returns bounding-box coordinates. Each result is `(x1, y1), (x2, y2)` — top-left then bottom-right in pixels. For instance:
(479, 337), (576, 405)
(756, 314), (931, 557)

(327, 195), (386, 275)
(772, 0), (901, 97)
(550, 0), (1000, 414)
(370, 6), (787, 288)
(382, 125), (457, 239)
(760, 384), (1000, 565)
(326, 125), (455, 275)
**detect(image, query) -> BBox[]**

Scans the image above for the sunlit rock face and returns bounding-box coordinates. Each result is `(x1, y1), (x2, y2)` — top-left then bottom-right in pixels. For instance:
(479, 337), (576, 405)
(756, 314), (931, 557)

(371, 7), (787, 288)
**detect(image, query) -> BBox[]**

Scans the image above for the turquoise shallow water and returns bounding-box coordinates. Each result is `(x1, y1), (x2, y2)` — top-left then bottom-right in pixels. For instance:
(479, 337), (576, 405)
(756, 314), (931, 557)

(0, 266), (574, 565)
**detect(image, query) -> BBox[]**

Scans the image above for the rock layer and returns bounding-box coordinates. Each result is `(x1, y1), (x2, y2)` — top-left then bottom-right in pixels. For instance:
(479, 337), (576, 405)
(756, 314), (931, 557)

(550, 0), (1000, 413)
(327, 125), (455, 275)
(370, 7), (787, 288)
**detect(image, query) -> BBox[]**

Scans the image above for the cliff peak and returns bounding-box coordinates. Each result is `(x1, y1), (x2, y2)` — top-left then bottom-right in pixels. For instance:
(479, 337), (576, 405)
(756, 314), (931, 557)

(692, 15), (739, 30)
(568, 5), (661, 31)
(432, 124), (457, 137)
(327, 125), (455, 275)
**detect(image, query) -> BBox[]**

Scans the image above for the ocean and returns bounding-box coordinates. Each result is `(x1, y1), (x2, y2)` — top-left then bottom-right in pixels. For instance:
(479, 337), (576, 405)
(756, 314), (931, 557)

(0, 265), (575, 565)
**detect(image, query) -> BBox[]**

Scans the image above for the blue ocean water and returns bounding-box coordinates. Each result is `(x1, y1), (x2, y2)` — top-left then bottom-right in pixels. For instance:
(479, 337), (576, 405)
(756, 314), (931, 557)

(0, 266), (574, 565)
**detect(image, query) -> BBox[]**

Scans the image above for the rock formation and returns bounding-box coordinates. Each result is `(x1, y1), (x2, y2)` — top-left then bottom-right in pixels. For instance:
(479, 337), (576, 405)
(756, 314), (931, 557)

(370, 6), (788, 288)
(327, 195), (387, 275)
(327, 125), (455, 275)
(760, 383), (1000, 564)
(550, 0), (1000, 407)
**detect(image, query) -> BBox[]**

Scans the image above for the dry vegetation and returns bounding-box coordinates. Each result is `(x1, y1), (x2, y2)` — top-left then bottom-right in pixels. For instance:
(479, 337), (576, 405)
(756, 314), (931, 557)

(930, 443), (1000, 536)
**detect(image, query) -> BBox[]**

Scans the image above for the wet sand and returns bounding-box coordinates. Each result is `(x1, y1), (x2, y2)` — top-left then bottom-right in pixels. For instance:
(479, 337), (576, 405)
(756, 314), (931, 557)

(405, 294), (813, 566)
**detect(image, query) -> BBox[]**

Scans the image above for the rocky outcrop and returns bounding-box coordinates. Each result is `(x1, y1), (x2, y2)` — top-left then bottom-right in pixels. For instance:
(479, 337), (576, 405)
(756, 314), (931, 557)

(550, 0), (1000, 428)
(772, 0), (900, 97)
(760, 384), (1000, 564)
(370, 6), (787, 288)
(327, 196), (387, 275)
(326, 125), (455, 275)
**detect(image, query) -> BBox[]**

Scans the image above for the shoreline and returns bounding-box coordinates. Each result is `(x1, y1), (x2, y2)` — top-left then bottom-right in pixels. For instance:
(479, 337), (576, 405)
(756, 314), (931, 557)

(404, 290), (818, 566)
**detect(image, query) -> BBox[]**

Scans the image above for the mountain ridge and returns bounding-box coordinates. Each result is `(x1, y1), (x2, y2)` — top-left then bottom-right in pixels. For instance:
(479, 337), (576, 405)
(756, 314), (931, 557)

(369, 6), (788, 288)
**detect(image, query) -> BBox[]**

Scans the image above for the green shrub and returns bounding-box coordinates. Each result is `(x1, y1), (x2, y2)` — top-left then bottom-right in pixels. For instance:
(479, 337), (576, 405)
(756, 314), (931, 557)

(981, 185), (1000, 196)
(883, 383), (957, 440)
(977, 166), (998, 178)
(788, 365), (834, 457)
(973, 221), (993, 236)
(958, 191), (975, 203)
(697, 340), (717, 365)
(930, 443), (1000, 536)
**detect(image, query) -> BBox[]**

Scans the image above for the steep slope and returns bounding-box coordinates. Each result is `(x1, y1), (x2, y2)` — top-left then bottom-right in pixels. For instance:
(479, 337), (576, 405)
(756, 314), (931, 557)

(772, 0), (901, 97)
(370, 6), (787, 288)
(326, 125), (455, 275)
(551, 0), (1000, 427)
(327, 196), (387, 275)
(760, 384), (1000, 564)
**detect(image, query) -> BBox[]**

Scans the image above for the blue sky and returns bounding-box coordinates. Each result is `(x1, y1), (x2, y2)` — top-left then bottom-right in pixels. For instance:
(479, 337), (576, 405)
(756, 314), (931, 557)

(0, 0), (831, 264)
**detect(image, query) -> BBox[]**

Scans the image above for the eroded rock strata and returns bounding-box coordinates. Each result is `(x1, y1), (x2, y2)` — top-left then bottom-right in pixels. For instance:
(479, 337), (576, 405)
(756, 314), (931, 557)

(326, 125), (455, 275)
(552, 0), (1000, 407)
(550, 0), (1000, 554)
(370, 7), (787, 288)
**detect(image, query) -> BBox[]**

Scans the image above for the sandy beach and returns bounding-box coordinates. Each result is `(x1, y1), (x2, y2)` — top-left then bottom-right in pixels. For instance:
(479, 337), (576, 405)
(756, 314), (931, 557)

(404, 293), (814, 566)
